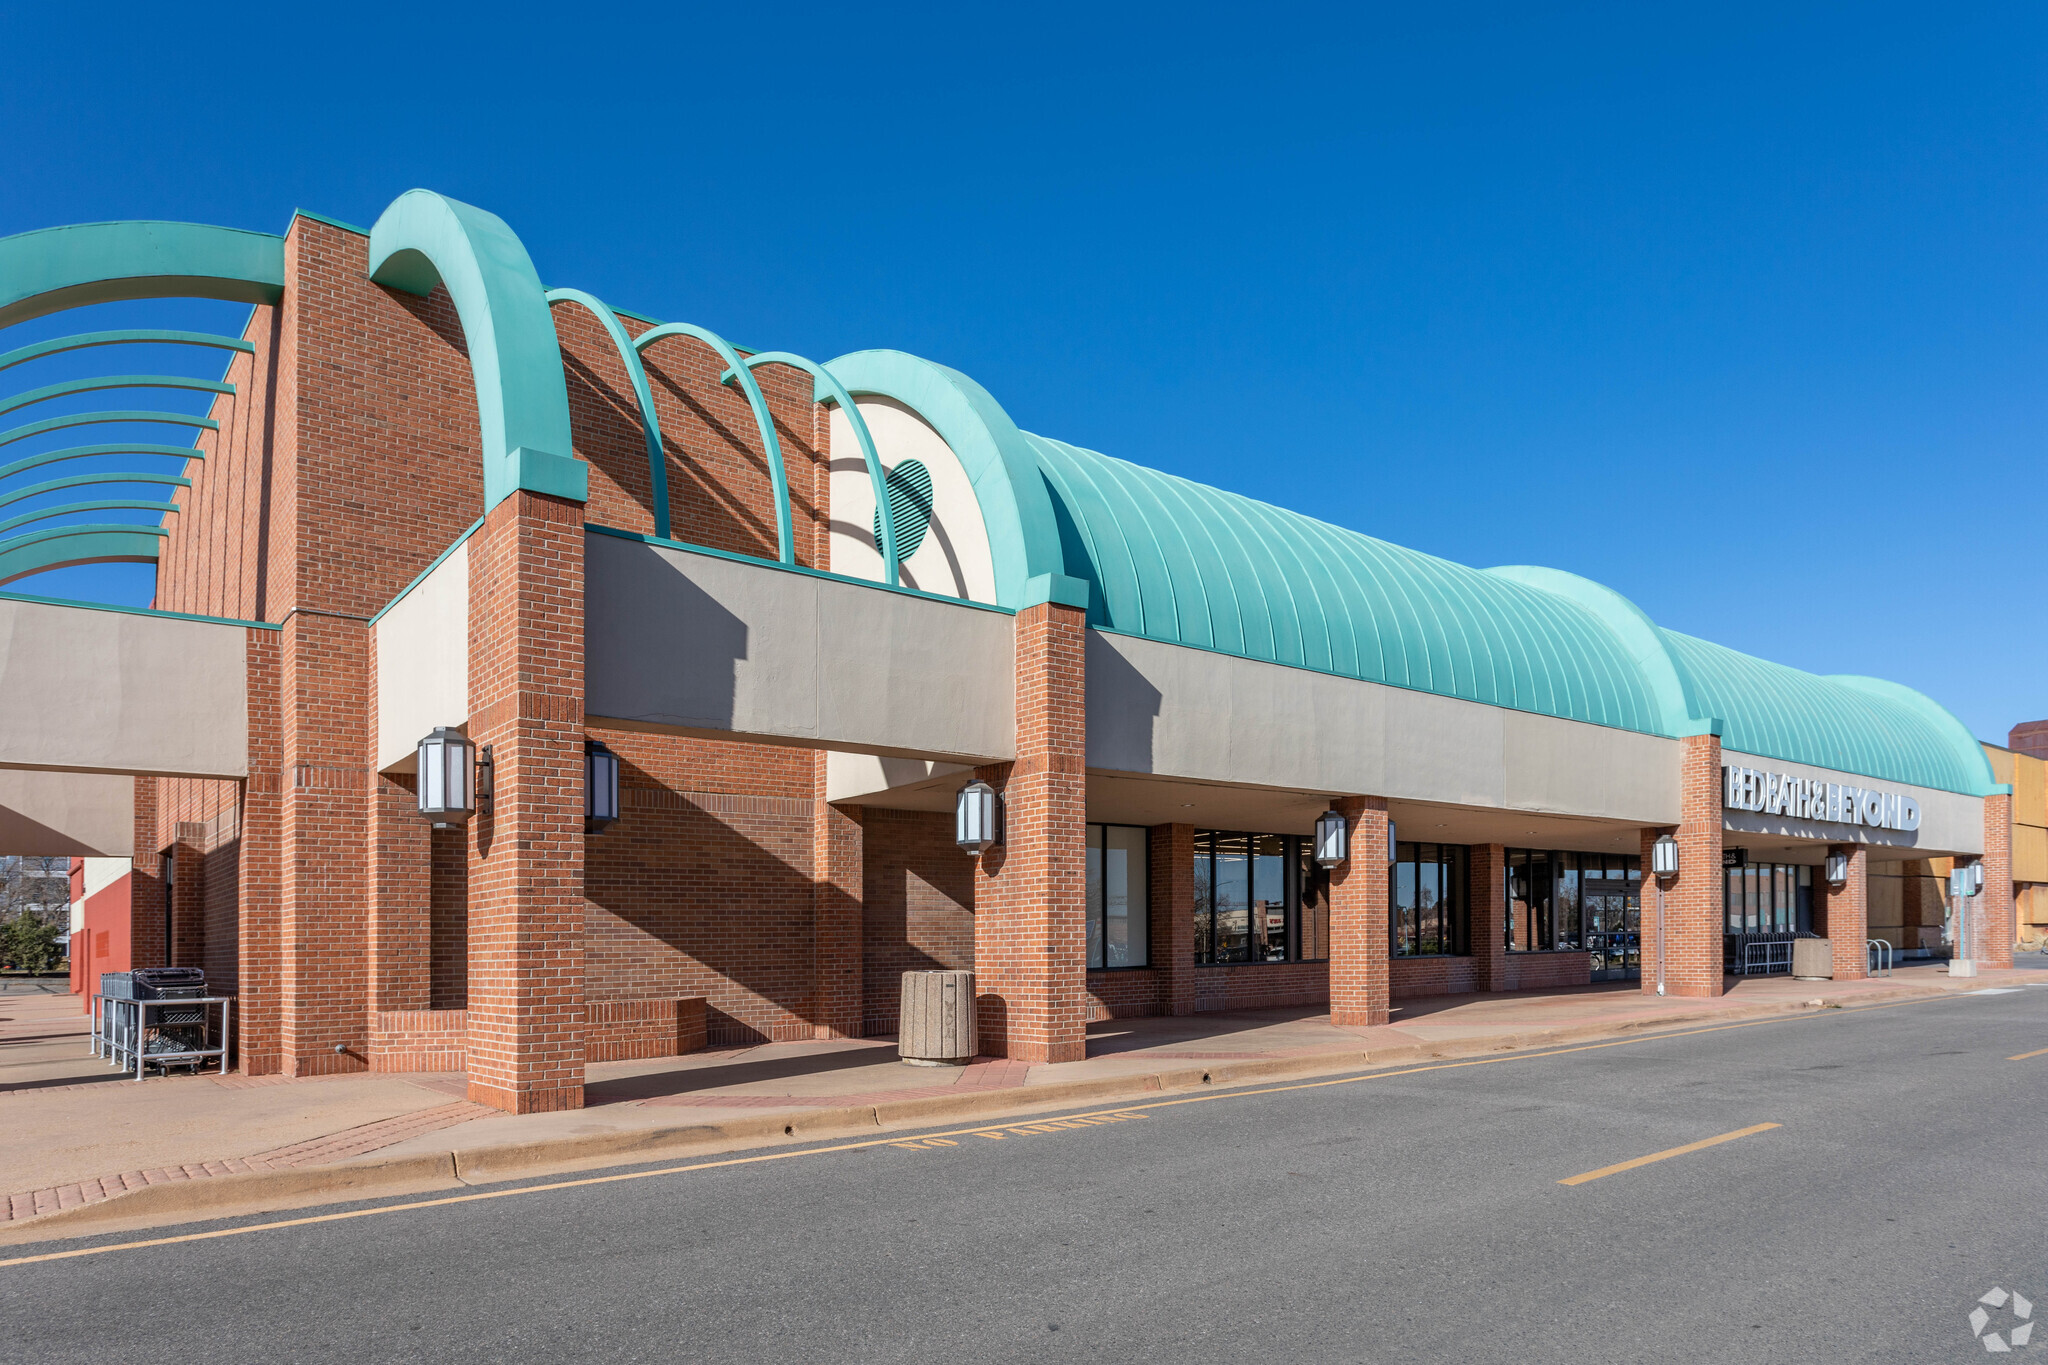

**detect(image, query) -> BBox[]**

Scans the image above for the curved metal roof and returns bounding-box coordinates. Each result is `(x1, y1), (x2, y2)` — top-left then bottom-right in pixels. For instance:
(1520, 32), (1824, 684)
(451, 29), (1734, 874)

(1021, 431), (1994, 797)
(1029, 434), (1665, 733)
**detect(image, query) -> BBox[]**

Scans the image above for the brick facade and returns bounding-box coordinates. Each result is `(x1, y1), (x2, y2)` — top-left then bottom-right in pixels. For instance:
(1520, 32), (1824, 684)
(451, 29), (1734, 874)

(99, 201), (2004, 1106)
(1817, 844), (1870, 979)
(1978, 793), (2015, 969)
(1328, 797), (1392, 1026)
(1643, 733), (1726, 998)
(971, 601), (1089, 1063)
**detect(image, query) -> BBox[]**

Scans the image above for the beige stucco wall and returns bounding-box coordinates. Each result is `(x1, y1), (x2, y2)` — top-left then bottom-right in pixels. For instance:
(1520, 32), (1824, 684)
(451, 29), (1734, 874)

(373, 540), (470, 773)
(1718, 748), (1983, 857)
(0, 598), (246, 779)
(827, 397), (998, 603)
(1085, 629), (1683, 823)
(0, 770), (134, 856)
(584, 532), (1017, 763)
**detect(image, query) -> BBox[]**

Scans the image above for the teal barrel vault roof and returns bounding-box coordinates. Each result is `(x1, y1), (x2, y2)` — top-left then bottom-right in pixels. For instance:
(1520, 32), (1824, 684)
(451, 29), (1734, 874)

(1019, 431), (1995, 797)
(1028, 434), (1666, 735)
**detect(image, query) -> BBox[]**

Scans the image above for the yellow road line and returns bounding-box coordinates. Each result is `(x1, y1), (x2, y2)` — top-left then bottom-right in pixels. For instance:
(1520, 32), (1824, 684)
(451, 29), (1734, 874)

(2009, 1046), (2048, 1061)
(1558, 1123), (1780, 1186)
(0, 992), (1947, 1270)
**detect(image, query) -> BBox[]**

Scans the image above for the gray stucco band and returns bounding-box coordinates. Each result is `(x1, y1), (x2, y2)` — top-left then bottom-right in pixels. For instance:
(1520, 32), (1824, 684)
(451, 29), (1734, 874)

(583, 532), (1017, 763)
(0, 596), (247, 779)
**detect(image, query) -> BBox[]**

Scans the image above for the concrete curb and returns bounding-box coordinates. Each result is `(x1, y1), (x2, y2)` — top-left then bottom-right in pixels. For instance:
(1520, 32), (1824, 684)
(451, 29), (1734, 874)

(0, 977), (1962, 1245)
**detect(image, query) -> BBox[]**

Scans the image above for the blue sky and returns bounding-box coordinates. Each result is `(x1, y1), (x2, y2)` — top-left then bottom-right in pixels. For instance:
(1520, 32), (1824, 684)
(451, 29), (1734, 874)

(2, 2), (2042, 742)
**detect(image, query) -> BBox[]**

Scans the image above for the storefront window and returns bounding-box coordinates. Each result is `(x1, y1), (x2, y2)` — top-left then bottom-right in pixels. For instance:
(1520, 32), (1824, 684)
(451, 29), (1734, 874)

(1086, 824), (1150, 969)
(1391, 842), (1469, 957)
(1506, 850), (1640, 952)
(1722, 861), (1811, 936)
(1191, 830), (1326, 964)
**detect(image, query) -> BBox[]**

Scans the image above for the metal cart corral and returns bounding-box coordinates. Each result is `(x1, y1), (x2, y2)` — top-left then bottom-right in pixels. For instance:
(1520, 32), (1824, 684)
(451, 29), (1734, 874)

(91, 994), (232, 1080)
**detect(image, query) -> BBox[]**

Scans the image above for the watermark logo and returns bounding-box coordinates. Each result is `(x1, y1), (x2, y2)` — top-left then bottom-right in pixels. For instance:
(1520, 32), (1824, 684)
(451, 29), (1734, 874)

(1970, 1288), (2034, 1353)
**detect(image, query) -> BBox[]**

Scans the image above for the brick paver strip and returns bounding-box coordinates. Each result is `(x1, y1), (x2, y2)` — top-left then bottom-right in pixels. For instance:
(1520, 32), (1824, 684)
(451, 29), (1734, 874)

(0, 1101), (491, 1225)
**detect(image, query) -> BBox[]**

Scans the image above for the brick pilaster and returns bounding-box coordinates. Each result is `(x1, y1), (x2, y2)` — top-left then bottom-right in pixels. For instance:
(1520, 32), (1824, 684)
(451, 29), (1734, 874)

(812, 762), (864, 1039)
(237, 628), (284, 1074)
(1469, 843), (1508, 991)
(465, 490), (587, 1114)
(972, 600), (1088, 1063)
(1644, 732), (1725, 997)
(1150, 823), (1195, 1016)
(1819, 844), (1869, 979)
(1979, 793), (2015, 969)
(129, 778), (164, 970)
(276, 612), (371, 1076)
(1328, 796), (1390, 1026)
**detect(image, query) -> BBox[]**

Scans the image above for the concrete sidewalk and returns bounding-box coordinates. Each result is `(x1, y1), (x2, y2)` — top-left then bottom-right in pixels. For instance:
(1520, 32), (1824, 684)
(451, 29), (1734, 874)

(4, 964), (2038, 1233)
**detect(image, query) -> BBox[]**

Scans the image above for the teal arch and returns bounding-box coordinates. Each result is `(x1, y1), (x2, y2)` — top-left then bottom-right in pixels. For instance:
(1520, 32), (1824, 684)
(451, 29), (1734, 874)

(819, 350), (1071, 609)
(366, 190), (584, 511)
(0, 527), (166, 586)
(728, 351), (898, 584)
(0, 500), (180, 536)
(1, 411), (218, 448)
(0, 471), (190, 510)
(0, 444), (203, 483)
(635, 322), (793, 565)
(0, 330), (254, 374)
(545, 289), (669, 535)
(0, 374), (235, 418)
(0, 220), (284, 329)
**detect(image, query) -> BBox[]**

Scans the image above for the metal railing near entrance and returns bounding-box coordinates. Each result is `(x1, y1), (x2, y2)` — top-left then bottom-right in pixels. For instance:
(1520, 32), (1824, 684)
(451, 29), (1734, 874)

(1866, 938), (1894, 977)
(1740, 939), (1795, 975)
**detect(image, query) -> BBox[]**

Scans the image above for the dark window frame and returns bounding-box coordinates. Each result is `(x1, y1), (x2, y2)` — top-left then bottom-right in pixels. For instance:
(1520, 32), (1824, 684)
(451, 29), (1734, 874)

(1190, 829), (1330, 966)
(1086, 822), (1152, 970)
(1390, 841), (1471, 958)
(1505, 849), (1643, 953)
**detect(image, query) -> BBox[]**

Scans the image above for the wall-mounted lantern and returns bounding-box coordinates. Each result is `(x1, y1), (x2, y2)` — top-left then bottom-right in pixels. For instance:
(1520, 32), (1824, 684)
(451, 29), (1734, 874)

(1824, 852), (1849, 888)
(585, 740), (620, 835)
(956, 781), (1000, 855)
(1652, 834), (1680, 879)
(1313, 808), (1349, 868)
(415, 727), (475, 830)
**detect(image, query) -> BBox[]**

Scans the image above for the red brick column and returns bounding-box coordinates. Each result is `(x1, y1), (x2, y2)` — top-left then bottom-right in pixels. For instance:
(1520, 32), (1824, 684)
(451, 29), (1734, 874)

(1818, 844), (1869, 979)
(367, 772), (431, 1015)
(972, 598), (1087, 1063)
(812, 771), (864, 1039)
(1329, 796), (1391, 1027)
(1643, 732), (1725, 997)
(129, 778), (165, 970)
(275, 612), (371, 1076)
(1150, 824), (1195, 1016)
(465, 490), (587, 1114)
(1979, 793), (2015, 969)
(237, 629), (284, 1073)
(1469, 843), (1508, 991)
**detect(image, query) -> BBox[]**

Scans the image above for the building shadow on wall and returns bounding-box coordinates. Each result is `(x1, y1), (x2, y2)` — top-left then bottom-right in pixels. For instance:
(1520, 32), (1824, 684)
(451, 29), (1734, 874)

(583, 1044), (895, 1106)
(584, 540), (745, 732)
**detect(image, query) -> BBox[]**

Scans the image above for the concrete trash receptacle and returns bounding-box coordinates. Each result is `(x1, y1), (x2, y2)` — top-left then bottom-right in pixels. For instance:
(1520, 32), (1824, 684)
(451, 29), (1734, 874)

(899, 970), (976, 1066)
(1792, 938), (1833, 980)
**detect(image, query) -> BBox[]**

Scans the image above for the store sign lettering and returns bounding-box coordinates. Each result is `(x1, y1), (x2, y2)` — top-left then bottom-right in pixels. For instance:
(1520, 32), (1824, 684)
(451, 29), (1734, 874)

(1721, 765), (1920, 832)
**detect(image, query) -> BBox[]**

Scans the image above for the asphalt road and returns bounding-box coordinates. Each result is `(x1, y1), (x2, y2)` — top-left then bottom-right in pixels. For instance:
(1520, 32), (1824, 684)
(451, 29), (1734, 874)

(5, 985), (2046, 1364)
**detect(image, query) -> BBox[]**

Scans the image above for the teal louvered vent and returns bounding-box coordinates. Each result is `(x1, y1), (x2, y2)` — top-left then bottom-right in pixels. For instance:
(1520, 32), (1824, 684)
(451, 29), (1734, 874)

(874, 458), (934, 559)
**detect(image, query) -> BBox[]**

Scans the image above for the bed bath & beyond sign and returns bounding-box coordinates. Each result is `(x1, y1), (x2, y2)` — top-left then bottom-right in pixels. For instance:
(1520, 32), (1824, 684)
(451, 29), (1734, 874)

(1721, 765), (1921, 832)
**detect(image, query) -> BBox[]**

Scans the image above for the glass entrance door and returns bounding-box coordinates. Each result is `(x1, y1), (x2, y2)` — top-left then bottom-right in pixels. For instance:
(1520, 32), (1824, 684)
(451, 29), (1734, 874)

(1583, 878), (1641, 982)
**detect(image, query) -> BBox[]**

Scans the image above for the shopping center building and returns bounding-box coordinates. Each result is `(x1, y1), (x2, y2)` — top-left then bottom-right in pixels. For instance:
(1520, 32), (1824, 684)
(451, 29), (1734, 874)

(0, 191), (2015, 1113)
